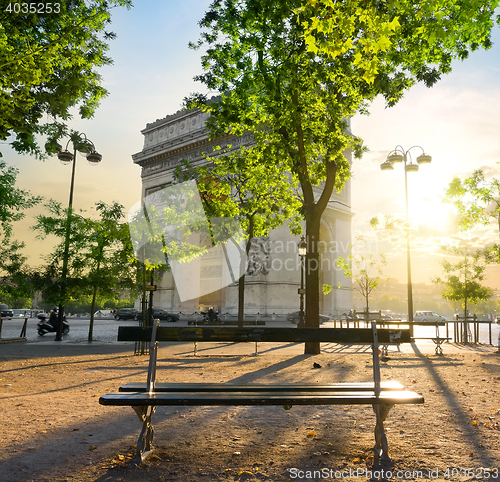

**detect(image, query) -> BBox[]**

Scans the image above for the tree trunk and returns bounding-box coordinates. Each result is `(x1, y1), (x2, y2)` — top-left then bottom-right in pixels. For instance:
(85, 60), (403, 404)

(238, 217), (254, 328)
(88, 245), (103, 342)
(291, 77), (338, 355)
(88, 284), (98, 342)
(238, 273), (245, 328)
(304, 209), (321, 354)
(463, 297), (468, 343)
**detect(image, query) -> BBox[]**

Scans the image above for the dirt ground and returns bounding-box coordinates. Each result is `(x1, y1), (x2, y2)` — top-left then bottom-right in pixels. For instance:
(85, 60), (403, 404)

(1, 342), (499, 482)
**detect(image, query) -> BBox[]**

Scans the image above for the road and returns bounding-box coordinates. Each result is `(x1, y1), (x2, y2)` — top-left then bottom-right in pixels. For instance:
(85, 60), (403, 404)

(0, 316), (499, 345)
(0, 316), (294, 343)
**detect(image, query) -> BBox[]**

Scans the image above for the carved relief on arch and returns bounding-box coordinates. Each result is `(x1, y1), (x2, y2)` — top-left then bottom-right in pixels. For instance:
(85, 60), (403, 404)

(246, 236), (271, 276)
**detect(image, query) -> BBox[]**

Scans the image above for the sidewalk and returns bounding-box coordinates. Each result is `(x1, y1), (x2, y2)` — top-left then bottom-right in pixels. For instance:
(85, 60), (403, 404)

(1, 334), (498, 482)
(1, 337), (498, 359)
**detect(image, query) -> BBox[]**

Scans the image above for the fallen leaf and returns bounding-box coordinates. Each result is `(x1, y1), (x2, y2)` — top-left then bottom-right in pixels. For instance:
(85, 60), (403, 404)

(307, 430), (316, 437)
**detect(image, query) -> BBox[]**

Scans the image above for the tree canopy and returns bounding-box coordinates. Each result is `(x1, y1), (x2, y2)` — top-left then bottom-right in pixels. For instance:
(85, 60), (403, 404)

(444, 169), (500, 233)
(32, 200), (138, 314)
(0, 0), (132, 158)
(0, 159), (41, 237)
(176, 145), (302, 322)
(433, 245), (493, 339)
(0, 160), (41, 303)
(187, 0), (499, 353)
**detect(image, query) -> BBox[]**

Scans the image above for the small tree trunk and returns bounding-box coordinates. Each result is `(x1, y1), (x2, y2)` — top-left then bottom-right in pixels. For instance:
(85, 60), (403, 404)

(238, 273), (245, 328)
(88, 246), (103, 342)
(238, 218), (254, 328)
(463, 297), (468, 343)
(88, 284), (98, 342)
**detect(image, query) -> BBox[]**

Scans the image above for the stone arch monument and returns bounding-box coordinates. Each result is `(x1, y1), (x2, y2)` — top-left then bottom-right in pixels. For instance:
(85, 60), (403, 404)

(132, 108), (353, 317)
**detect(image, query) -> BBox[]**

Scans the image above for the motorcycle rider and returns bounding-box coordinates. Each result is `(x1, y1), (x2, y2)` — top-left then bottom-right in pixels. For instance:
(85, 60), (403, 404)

(207, 307), (217, 322)
(48, 307), (58, 328)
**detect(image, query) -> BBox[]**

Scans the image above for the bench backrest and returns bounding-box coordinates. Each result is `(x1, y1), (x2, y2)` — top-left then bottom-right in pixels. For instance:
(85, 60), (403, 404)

(117, 326), (411, 344)
(120, 322), (411, 396)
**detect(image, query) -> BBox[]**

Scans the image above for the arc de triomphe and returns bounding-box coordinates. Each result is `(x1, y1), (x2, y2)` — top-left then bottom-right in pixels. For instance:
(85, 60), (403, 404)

(132, 107), (353, 317)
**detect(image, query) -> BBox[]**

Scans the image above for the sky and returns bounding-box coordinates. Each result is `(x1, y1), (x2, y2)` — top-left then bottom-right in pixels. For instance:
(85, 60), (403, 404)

(3, 2), (500, 288)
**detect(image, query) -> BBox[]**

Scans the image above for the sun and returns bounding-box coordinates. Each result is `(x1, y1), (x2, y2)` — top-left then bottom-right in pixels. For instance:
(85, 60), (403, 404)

(409, 195), (453, 229)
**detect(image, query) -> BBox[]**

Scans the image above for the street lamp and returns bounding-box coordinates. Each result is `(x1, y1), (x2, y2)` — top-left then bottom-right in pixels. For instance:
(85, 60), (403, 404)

(298, 236), (307, 328)
(54, 133), (102, 341)
(380, 145), (431, 337)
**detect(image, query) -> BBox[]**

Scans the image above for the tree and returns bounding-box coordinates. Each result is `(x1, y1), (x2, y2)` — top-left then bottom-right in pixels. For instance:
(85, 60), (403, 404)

(81, 201), (138, 341)
(0, 160), (41, 301)
(336, 236), (387, 317)
(0, 0), (132, 159)
(175, 145), (302, 325)
(0, 238), (33, 306)
(433, 245), (493, 341)
(187, 0), (499, 354)
(32, 200), (138, 339)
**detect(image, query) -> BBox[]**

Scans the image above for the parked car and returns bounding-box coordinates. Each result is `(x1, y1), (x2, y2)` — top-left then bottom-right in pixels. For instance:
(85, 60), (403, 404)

(414, 311), (447, 324)
(287, 311), (329, 324)
(114, 308), (139, 320)
(136, 309), (179, 322)
(0, 304), (14, 318)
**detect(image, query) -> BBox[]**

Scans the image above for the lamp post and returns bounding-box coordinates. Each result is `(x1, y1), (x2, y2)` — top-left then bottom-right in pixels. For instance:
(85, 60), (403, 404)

(54, 133), (102, 341)
(298, 236), (307, 328)
(380, 145), (431, 337)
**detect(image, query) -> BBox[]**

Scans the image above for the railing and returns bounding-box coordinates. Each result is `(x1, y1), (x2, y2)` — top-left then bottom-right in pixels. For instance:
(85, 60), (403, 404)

(332, 313), (498, 346)
(446, 315), (497, 345)
(133, 310), (499, 348)
(0, 317), (29, 343)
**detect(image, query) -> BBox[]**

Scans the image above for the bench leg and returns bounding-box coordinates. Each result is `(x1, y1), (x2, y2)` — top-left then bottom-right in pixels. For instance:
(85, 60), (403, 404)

(434, 340), (443, 356)
(372, 403), (392, 463)
(132, 405), (157, 464)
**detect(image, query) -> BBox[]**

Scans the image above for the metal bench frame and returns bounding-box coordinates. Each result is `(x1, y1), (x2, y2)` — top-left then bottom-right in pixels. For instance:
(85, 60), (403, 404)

(412, 321), (449, 355)
(100, 321), (424, 465)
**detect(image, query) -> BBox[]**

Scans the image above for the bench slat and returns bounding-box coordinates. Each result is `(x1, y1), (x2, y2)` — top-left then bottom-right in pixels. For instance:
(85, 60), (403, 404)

(119, 381), (406, 393)
(117, 326), (410, 344)
(100, 390), (424, 406)
(187, 321), (266, 325)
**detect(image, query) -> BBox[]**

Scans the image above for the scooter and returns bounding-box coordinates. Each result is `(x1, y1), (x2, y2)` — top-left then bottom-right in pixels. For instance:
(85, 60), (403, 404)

(37, 311), (70, 336)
